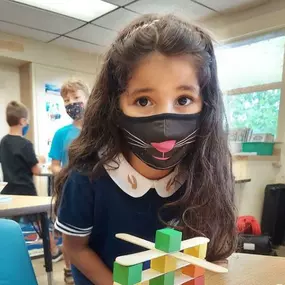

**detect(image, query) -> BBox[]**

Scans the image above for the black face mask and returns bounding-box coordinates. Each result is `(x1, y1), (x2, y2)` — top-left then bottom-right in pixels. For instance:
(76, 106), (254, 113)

(118, 113), (200, 170)
(65, 102), (84, 121)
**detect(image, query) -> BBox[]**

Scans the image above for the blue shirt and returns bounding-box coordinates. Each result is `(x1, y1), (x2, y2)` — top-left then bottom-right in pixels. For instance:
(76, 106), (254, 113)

(55, 170), (184, 284)
(49, 124), (80, 166)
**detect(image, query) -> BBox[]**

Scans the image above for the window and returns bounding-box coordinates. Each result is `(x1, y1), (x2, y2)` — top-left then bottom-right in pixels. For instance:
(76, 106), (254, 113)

(216, 35), (285, 137)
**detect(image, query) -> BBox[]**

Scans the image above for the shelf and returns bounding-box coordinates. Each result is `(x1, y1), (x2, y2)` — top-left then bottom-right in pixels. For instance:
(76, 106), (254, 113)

(235, 178), (251, 184)
(233, 148), (281, 162)
(233, 155), (280, 162)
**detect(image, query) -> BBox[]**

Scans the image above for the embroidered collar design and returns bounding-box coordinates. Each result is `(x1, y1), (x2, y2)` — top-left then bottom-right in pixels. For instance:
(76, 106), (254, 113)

(103, 154), (187, 198)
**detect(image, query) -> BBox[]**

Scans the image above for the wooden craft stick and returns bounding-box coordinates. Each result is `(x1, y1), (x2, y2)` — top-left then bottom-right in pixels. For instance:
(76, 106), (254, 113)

(116, 234), (155, 250)
(180, 237), (209, 250)
(116, 249), (165, 266)
(172, 252), (228, 273)
(115, 236), (209, 266)
(115, 233), (228, 273)
(114, 270), (194, 285)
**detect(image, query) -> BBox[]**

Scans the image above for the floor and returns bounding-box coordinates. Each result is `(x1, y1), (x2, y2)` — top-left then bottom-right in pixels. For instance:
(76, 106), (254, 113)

(33, 247), (285, 285)
(33, 258), (66, 285)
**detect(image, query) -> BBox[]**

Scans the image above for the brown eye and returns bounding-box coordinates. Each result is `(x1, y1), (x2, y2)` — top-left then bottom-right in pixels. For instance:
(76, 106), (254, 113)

(136, 97), (151, 107)
(177, 96), (192, 106)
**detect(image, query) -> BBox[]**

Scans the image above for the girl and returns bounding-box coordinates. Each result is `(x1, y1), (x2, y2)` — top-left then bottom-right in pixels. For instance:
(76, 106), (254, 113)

(54, 14), (237, 285)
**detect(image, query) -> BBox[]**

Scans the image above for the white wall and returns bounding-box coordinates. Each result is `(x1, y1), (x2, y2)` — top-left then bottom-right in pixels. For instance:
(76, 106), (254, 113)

(0, 63), (20, 138)
(0, 31), (102, 73)
(0, 63), (21, 181)
(235, 161), (280, 221)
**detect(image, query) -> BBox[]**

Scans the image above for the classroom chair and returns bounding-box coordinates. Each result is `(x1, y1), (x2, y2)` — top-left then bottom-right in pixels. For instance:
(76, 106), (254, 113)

(0, 219), (38, 285)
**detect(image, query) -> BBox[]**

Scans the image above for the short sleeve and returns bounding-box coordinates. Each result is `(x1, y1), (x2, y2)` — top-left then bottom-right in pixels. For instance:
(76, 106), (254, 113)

(21, 141), (38, 168)
(55, 171), (95, 237)
(49, 129), (63, 162)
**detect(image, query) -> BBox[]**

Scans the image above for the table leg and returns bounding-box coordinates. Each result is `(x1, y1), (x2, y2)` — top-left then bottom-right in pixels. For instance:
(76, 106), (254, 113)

(47, 176), (51, 196)
(40, 212), (53, 285)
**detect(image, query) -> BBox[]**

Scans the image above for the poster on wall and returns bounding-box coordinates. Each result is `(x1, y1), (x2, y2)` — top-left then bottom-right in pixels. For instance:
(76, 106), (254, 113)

(37, 83), (72, 161)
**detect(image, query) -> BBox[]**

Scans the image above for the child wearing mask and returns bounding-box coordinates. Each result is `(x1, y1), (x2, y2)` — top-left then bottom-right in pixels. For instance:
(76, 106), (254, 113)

(49, 79), (89, 284)
(53, 15), (237, 285)
(0, 101), (62, 262)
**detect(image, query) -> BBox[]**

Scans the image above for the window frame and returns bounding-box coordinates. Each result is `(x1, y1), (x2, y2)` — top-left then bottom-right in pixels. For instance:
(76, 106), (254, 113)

(217, 33), (285, 142)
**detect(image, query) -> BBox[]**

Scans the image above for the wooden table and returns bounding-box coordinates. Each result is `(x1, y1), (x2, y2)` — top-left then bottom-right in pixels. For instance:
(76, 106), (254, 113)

(0, 195), (54, 285)
(206, 253), (285, 284)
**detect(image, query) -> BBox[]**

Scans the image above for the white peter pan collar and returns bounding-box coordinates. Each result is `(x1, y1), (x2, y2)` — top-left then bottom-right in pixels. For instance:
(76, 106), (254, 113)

(103, 154), (187, 198)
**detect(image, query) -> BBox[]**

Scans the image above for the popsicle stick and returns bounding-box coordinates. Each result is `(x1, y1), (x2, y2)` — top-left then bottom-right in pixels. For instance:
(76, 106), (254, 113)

(114, 271), (194, 285)
(172, 252), (228, 273)
(116, 249), (165, 266)
(141, 260), (189, 282)
(115, 233), (227, 273)
(181, 237), (209, 250)
(116, 234), (209, 252)
(116, 234), (155, 250)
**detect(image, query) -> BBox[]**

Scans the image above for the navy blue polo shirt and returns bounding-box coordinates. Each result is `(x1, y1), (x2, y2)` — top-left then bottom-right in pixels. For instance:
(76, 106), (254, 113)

(55, 154), (186, 283)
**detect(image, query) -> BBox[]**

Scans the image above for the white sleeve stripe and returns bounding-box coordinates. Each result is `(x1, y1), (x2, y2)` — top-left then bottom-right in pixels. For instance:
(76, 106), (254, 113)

(55, 223), (91, 237)
(55, 219), (92, 234)
(63, 221), (93, 231)
(55, 218), (93, 231)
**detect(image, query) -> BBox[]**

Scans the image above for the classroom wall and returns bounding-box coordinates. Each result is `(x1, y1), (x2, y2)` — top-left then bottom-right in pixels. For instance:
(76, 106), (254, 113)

(202, 0), (285, 42)
(0, 62), (21, 181)
(0, 31), (102, 73)
(0, 63), (20, 138)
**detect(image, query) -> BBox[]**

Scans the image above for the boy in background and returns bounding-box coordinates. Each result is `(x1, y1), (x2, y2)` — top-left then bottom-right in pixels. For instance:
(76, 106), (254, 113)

(49, 79), (89, 284)
(49, 80), (89, 173)
(0, 101), (62, 262)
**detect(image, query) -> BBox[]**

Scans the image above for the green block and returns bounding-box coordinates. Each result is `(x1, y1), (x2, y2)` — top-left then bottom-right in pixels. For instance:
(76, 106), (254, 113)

(113, 262), (142, 285)
(150, 272), (175, 285)
(155, 228), (182, 253)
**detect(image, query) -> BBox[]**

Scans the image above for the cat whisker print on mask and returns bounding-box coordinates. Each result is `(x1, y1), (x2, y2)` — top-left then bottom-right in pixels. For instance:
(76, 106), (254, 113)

(175, 139), (196, 148)
(123, 129), (149, 147)
(126, 135), (149, 148)
(174, 129), (198, 147)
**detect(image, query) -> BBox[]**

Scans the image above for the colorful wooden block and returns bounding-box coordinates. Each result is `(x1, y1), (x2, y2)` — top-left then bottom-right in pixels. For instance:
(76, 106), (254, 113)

(184, 244), (207, 259)
(150, 272), (175, 285)
(151, 255), (177, 273)
(182, 265), (205, 278)
(183, 275), (204, 285)
(113, 262), (142, 285)
(155, 228), (182, 253)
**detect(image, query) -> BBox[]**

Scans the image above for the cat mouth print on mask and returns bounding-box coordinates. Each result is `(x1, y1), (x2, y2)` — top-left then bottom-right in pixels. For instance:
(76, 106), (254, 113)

(118, 113), (200, 170)
(65, 102), (84, 120)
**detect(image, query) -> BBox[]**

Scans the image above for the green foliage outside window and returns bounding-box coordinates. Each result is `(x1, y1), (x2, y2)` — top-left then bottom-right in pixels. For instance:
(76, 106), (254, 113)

(224, 89), (281, 136)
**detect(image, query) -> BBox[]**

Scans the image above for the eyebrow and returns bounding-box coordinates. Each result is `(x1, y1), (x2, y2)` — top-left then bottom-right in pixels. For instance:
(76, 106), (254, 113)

(176, 85), (199, 94)
(130, 85), (200, 97)
(130, 88), (154, 97)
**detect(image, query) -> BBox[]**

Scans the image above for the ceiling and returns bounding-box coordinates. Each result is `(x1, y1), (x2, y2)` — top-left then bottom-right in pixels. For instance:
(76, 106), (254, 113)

(0, 0), (267, 55)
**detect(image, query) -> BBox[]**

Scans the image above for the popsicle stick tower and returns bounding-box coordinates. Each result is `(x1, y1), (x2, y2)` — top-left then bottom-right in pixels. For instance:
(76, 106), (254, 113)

(113, 228), (228, 285)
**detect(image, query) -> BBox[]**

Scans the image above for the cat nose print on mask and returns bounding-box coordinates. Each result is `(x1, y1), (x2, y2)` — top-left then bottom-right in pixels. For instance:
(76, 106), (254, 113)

(151, 140), (176, 161)
(118, 112), (201, 170)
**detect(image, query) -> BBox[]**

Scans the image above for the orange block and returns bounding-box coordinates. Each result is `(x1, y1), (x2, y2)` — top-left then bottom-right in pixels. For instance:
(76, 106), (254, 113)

(182, 265), (205, 278)
(184, 244), (207, 259)
(151, 255), (177, 273)
(183, 275), (204, 285)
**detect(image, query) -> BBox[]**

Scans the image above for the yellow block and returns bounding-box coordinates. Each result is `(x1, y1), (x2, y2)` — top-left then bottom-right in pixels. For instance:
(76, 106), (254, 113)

(151, 255), (177, 273)
(184, 243), (207, 259)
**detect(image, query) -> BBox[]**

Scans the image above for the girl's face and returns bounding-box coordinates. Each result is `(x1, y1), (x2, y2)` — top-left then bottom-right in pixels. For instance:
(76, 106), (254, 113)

(119, 52), (203, 179)
(120, 52), (203, 117)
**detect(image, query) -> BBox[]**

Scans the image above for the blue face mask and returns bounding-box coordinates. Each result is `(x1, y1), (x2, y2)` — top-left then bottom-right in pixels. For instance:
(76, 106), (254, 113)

(22, 124), (30, 136)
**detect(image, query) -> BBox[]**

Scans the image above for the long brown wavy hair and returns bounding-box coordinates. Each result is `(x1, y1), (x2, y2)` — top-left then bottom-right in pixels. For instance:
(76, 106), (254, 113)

(54, 14), (237, 262)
